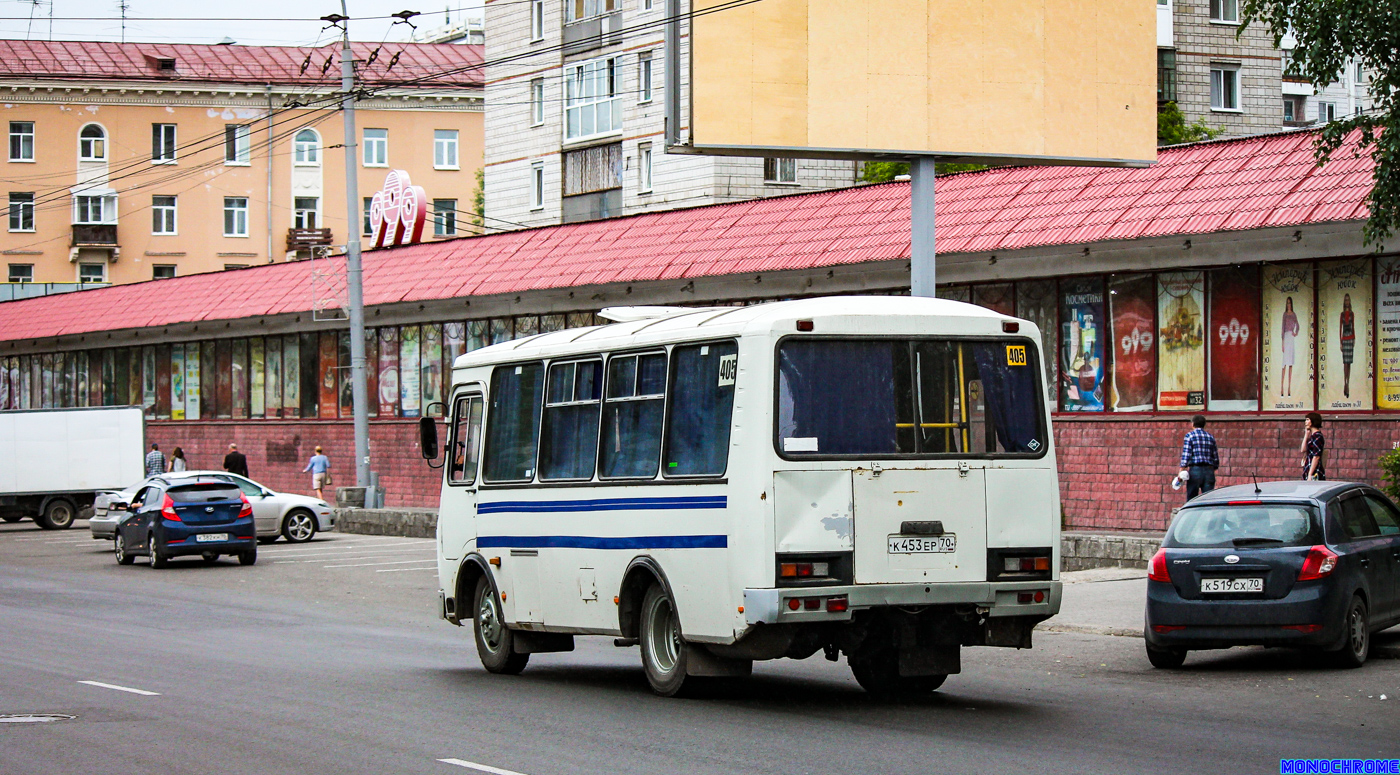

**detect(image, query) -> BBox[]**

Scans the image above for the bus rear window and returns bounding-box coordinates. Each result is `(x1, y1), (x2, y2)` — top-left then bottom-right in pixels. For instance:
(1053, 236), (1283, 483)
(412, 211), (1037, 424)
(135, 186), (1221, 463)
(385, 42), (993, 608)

(776, 339), (1046, 458)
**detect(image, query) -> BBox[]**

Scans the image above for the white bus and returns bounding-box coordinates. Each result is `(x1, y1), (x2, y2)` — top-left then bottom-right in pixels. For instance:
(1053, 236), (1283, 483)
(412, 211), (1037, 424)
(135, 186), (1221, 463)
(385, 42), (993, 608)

(423, 296), (1062, 697)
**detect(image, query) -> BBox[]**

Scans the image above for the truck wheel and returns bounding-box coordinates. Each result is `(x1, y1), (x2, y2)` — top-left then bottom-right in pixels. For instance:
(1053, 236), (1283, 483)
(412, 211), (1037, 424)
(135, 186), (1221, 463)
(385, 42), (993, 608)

(35, 499), (76, 530)
(473, 576), (528, 675)
(639, 584), (692, 697)
(2, 515), (22, 523)
(849, 649), (947, 697)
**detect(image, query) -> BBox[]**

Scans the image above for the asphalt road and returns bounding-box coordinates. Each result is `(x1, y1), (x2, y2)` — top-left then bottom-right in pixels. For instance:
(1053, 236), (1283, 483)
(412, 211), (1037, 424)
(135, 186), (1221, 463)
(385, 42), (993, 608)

(2, 521), (1398, 775)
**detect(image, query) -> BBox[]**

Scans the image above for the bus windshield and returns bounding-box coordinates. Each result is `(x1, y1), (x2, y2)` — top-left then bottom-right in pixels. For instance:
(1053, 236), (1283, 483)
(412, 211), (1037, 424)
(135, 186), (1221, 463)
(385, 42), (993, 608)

(776, 338), (1047, 458)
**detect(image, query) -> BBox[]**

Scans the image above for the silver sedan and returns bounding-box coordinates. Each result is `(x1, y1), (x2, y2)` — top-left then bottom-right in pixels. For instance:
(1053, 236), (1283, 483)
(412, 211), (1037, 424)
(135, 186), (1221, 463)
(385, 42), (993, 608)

(90, 471), (334, 543)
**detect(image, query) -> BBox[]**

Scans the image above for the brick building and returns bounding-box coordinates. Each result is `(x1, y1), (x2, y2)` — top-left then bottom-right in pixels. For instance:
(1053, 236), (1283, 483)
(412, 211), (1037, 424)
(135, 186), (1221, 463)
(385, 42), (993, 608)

(0, 129), (1392, 531)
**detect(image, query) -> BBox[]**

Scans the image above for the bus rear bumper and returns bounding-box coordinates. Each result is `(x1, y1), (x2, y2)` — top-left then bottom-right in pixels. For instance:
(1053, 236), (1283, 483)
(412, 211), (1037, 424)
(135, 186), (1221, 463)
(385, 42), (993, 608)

(742, 581), (1061, 626)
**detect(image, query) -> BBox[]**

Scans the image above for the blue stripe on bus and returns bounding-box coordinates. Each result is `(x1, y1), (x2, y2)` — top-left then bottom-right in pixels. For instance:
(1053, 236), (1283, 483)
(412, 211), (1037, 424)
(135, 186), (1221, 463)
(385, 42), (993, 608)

(476, 496), (726, 514)
(477, 535), (728, 550)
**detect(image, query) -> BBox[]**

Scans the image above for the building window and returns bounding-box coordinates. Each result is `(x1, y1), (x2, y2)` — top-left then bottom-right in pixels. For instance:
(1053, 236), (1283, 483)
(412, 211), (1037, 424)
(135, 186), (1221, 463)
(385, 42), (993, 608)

(433, 199), (457, 236)
(9, 122), (34, 162)
(363, 128), (388, 167)
(79, 124), (106, 161)
(638, 51), (654, 103)
(363, 197), (373, 236)
(1318, 101), (1337, 123)
(293, 197), (319, 229)
(530, 0), (544, 41)
(73, 195), (116, 224)
(8, 263), (32, 283)
(565, 56), (622, 141)
(223, 196), (249, 237)
(153, 265), (177, 280)
(1209, 0), (1238, 23)
(224, 125), (251, 164)
(1210, 65), (1239, 110)
(531, 78), (545, 126)
(434, 129), (459, 169)
(638, 143), (653, 193)
(530, 161), (545, 210)
(8, 192), (33, 232)
(293, 129), (319, 165)
(566, 0), (615, 23)
(1283, 98), (1296, 122)
(78, 262), (105, 283)
(152, 123), (177, 163)
(223, 264), (248, 271)
(152, 195), (177, 234)
(764, 158), (797, 184)
(1157, 49), (1176, 103)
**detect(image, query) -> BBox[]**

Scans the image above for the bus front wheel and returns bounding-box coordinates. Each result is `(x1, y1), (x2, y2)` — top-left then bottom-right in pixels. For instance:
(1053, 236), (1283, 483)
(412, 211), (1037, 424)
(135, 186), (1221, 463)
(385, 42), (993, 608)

(473, 577), (528, 675)
(639, 584), (691, 697)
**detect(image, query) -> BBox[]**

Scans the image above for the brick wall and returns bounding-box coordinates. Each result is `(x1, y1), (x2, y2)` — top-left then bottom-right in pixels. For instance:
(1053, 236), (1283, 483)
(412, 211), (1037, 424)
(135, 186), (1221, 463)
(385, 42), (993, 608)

(1056, 416), (1400, 532)
(147, 419), (441, 508)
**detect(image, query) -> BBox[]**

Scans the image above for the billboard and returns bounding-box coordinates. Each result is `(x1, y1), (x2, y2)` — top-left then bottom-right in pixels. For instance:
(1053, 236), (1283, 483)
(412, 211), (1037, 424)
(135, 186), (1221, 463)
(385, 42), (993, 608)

(685, 0), (1157, 166)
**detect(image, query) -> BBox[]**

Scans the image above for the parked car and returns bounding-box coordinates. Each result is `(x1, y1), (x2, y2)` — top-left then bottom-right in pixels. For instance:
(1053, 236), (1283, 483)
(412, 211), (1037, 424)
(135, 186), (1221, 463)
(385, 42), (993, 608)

(1145, 481), (1400, 669)
(114, 478), (257, 567)
(92, 471), (333, 544)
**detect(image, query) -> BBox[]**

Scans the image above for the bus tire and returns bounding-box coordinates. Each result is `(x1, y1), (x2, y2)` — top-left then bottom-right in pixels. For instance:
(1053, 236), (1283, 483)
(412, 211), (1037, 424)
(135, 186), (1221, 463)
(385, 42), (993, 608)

(473, 576), (528, 675)
(639, 584), (690, 697)
(849, 649), (947, 698)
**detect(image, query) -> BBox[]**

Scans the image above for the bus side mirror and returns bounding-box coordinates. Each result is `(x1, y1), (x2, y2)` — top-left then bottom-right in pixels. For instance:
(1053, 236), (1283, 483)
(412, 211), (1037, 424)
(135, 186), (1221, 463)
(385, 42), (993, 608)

(419, 416), (440, 461)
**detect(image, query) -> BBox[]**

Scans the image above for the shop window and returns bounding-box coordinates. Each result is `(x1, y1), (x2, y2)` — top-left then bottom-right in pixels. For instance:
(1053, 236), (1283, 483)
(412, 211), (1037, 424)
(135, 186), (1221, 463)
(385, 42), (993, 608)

(1109, 274), (1156, 412)
(1059, 277), (1106, 412)
(1208, 266), (1261, 411)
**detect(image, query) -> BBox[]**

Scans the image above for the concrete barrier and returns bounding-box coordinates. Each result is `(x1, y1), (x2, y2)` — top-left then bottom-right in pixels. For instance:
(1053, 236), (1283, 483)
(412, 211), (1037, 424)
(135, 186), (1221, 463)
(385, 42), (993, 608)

(333, 507), (437, 538)
(1060, 530), (1162, 571)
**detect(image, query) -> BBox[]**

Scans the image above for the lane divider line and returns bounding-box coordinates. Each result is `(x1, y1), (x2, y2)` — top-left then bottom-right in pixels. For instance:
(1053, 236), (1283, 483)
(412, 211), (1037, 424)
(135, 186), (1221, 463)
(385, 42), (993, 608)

(375, 566), (438, 573)
(438, 759), (529, 775)
(78, 680), (161, 696)
(323, 558), (443, 569)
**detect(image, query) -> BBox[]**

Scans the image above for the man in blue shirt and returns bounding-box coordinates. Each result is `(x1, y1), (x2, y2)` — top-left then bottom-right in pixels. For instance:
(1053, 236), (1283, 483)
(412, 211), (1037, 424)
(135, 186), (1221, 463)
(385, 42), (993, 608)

(1179, 415), (1219, 501)
(144, 443), (165, 477)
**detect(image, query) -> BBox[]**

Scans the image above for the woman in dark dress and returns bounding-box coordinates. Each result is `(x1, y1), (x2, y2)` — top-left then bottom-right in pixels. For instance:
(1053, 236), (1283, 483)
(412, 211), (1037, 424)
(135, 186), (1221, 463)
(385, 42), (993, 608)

(1301, 412), (1325, 481)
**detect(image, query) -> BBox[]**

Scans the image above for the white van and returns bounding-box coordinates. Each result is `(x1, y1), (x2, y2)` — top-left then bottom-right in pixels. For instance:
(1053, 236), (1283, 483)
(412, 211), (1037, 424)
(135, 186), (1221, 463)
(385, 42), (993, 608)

(424, 296), (1062, 696)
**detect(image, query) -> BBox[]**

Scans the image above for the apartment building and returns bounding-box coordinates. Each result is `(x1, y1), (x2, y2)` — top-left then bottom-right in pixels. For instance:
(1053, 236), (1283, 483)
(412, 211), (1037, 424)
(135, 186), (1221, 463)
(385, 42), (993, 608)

(483, 0), (856, 229)
(0, 39), (483, 287)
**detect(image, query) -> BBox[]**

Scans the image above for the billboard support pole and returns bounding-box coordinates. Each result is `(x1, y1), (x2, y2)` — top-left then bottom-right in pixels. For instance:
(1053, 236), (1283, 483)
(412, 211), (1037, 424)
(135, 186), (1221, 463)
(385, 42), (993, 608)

(910, 157), (936, 297)
(663, 0), (681, 147)
(339, 2), (371, 495)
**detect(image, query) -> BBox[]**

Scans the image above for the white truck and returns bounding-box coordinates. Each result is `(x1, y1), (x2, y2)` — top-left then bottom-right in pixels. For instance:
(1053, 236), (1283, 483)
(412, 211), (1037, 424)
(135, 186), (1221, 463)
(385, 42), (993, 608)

(0, 406), (146, 529)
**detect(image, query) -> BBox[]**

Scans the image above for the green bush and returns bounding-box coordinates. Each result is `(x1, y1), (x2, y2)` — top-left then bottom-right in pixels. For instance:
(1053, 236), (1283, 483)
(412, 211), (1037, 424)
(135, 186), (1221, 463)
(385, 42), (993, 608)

(1378, 448), (1400, 503)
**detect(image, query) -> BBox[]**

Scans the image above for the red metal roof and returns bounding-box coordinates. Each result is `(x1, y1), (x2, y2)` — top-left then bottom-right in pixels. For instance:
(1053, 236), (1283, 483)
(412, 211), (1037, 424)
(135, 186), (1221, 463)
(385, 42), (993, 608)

(0, 129), (1372, 345)
(0, 40), (483, 88)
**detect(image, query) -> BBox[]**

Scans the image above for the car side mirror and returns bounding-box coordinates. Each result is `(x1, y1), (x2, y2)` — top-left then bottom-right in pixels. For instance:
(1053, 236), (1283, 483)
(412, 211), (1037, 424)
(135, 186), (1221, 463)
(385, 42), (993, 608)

(419, 416), (440, 462)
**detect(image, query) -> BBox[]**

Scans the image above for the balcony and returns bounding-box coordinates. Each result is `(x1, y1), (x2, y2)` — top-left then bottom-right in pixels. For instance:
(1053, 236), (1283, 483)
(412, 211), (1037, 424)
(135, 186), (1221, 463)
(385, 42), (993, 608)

(71, 223), (117, 247)
(287, 227), (334, 252)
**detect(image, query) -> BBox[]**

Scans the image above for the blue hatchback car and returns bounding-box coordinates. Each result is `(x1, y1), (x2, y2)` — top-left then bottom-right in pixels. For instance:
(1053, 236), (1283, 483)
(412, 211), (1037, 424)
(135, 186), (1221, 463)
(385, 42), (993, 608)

(1145, 481), (1400, 669)
(114, 479), (257, 567)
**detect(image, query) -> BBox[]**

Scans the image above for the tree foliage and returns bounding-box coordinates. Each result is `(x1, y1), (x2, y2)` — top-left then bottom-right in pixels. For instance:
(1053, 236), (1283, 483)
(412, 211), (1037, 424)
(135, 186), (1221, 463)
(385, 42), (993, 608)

(1157, 101), (1224, 145)
(1241, 0), (1399, 248)
(472, 166), (485, 233)
(858, 161), (987, 184)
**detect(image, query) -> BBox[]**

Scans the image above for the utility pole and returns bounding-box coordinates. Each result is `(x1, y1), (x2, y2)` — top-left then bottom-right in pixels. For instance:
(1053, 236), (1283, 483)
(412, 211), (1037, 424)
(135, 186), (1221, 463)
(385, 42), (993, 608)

(337, 1), (372, 495)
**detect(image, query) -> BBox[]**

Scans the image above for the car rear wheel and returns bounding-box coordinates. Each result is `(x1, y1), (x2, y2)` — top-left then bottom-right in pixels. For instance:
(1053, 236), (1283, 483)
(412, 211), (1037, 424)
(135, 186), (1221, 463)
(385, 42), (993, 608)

(148, 537), (168, 569)
(473, 576), (528, 675)
(1330, 595), (1369, 669)
(1145, 644), (1188, 669)
(281, 510), (316, 543)
(114, 534), (134, 565)
(35, 499), (75, 530)
(238, 545), (257, 566)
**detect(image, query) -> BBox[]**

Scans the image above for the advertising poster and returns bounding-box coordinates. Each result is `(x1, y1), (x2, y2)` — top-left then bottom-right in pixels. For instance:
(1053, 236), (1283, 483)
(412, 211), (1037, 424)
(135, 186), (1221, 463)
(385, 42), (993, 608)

(400, 325), (422, 417)
(1208, 266), (1261, 411)
(444, 322), (466, 363)
(1109, 274), (1156, 411)
(155, 346), (171, 419)
(1378, 257), (1400, 409)
(338, 332), (353, 418)
(1318, 259), (1372, 410)
(0, 358), (11, 409)
(232, 339), (248, 419)
(201, 342), (216, 420)
(421, 324), (443, 417)
(1261, 263), (1314, 411)
(974, 284), (1016, 316)
(40, 353), (53, 408)
(184, 342), (201, 420)
(379, 327), (399, 417)
(282, 334), (300, 418)
(170, 346), (185, 420)
(142, 347), (156, 417)
(319, 332), (338, 419)
(20, 355), (31, 408)
(364, 328), (379, 416)
(1059, 277), (1106, 412)
(1016, 280), (1059, 404)
(215, 340), (233, 419)
(264, 336), (281, 419)
(250, 338), (265, 418)
(1157, 271), (1206, 411)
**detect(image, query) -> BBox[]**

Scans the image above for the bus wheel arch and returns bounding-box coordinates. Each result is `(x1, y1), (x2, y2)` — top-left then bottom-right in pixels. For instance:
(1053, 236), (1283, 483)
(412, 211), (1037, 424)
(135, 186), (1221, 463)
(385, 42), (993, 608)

(455, 555), (495, 625)
(618, 557), (675, 640)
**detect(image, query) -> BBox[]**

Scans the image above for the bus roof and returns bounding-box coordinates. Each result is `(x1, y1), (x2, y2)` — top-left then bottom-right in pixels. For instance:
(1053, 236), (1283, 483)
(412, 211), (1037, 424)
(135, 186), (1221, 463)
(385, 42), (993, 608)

(451, 295), (1027, 370)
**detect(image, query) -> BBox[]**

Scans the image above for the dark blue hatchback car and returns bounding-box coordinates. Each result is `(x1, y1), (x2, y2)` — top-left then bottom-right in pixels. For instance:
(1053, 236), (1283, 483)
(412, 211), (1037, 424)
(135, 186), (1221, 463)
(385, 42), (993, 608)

(114, 479), (257, 568)
(1145, 481), (1400, 669)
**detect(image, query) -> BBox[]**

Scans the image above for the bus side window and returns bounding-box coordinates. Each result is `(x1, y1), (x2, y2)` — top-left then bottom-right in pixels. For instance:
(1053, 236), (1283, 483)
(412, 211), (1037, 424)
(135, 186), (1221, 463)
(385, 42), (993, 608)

(600, 352), (666, 478)
(483, 362), (545, 482)
(539, 359), (603, 480)
(664, 341), (737, 477)
(448, 394), (484, 486)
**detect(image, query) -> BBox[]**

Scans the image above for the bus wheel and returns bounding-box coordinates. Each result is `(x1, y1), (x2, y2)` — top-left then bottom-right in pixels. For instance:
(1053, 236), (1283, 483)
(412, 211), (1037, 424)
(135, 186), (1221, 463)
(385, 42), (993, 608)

(849, 649), (947, 698)
(473, 577), (528, 675)
(639, 584), (690, 697)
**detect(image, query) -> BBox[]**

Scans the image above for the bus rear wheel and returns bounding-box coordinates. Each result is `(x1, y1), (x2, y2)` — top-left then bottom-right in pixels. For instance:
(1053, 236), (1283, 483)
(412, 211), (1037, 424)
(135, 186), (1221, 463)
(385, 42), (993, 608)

(849, 649), (947, 698)
(639, 584), (691, 697)
(473, 577), (528, 675)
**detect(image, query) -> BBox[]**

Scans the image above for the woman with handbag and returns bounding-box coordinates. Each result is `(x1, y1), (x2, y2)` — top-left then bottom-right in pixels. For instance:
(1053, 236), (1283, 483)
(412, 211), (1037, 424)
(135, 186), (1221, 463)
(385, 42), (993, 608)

(303, 446), (332, 500)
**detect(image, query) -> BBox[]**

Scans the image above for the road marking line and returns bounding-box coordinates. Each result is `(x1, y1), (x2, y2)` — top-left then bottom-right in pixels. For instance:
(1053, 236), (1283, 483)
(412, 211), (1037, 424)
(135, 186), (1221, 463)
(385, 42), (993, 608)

(270, 548), (436, 560)
(375, 566), (438, 573)
(438, 760), (529, 775)
(274, 552), (436, 564)
(323, 558), (441, 569)
(78, 680), (161, 696)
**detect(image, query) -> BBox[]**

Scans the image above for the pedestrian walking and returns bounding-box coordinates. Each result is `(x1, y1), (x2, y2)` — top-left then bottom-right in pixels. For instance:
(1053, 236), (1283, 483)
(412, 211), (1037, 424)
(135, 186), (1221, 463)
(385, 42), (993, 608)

(303, 446), (331, 500)
(168, 447), (187, 473)
(144, 443), (165, 477)
(1178, 415), (1219, 500)
(223, 443), (249, 478)
(1301, 412), (1326, 481)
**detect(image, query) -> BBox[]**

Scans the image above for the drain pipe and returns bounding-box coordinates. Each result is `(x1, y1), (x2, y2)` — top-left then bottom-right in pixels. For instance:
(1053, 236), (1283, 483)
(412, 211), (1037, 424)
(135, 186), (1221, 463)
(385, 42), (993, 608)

(265, 84), (275, 263)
